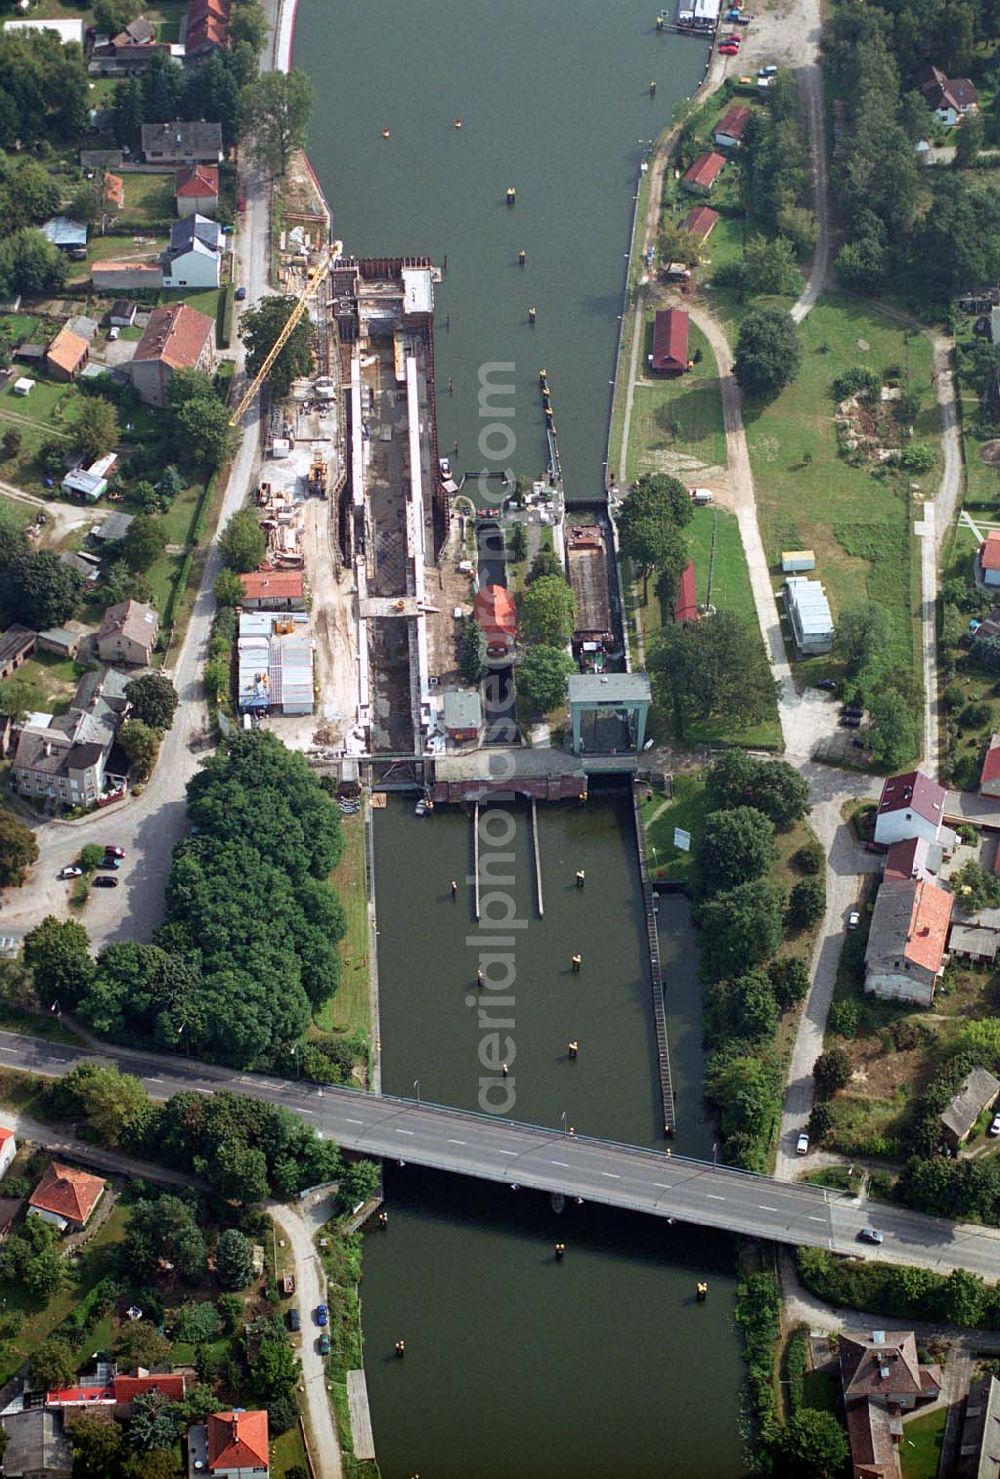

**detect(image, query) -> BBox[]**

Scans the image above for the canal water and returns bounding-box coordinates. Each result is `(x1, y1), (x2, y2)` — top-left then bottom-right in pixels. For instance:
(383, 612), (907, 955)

(365, 800), (746, 1479)
(294, 0), (708, 498)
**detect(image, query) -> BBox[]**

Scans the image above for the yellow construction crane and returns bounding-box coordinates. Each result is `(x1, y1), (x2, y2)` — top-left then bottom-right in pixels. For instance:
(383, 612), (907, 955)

(228, 240), (340, 427)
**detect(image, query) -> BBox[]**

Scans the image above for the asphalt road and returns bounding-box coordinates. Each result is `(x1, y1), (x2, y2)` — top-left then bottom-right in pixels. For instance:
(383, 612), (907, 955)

(7, 1028), (1000, 1279)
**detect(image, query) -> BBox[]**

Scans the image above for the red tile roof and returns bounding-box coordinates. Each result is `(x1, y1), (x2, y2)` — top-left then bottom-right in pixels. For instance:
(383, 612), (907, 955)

(716, 103), (751, 141)
(982, 531), (1000, 571)
(175, 163), (219, 199)
(876, 770), (946, 826)
(681, 204), (720, 241)
(651, 307), (689, 373)
(186, 0), (230, 50)
(682, 151), (726, 190)
(673, 560), (698, 622)
(112, 1373), (187, 1405)
(208, 1409), (269, 1470)
(982, 734), (1000, 788)
(29, 1162), (104, 1226)
(473, 584), (517, 638)
(0, 1126), (15, 1146)
(133, 302), (215, 370)
(883, 836), (930, 883)
(46, 1384), (113, 1407)
(238, 570), (304, 602)
(905, 879), (953, 974)
(840, 1330), (938, 1403)
(46, 326), (89, 377)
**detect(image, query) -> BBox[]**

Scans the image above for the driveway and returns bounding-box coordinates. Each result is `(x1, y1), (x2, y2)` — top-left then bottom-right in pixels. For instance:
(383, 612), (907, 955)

(270, 1196), (344, 1479)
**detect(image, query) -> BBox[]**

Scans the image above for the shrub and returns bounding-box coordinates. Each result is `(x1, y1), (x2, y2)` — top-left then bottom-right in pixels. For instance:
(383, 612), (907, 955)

(828, 1000), (859, 1038)
(808, 1101), (834, 1141)
(787, 876), (826, 929)
(832, 365), (881, 402)
(814, 1047), (851, 1099)
(793, 841), (824, 875)
(768, 956), (809, 1010)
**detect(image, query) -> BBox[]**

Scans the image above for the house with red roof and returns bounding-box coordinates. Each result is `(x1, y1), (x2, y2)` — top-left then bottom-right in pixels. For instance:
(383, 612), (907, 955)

(864, 876), (953, 1005)
(238, 571), (305, 611)
(28, 1163), (105, 1232)
(0, 1126), (16, 1182)
(980, 531), (1000, 588)
(473, 584), (517, 658)
(680, 204), (720, 243)
(714, 103), (751, 149)
(673, 560), (698, 623)
(840, 1329), (941, 1479)
(175, 164), (219, 218)
(883, 835), (940, 886)
(650, 307), (689, 376)
(128, 302), (216, 408)
(680, 151), (726, 195)
(188, 1409), (269, 1476)
(873, 770), (951, 850)
(185, 0), (231, 54)
(981, 733), (1000, 796)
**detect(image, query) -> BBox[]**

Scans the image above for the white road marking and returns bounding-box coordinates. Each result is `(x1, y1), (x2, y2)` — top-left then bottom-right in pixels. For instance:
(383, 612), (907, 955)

(496, 1149), (517, 1157)
(807, 1216), (824, 1223)
(653, 1182), (672, 1189)
(191, 1086), (212, 1095)
(706, 1194), (725, 1201)
(344, 1118), (364, 1126)
(395, 1129), (415, 1136)
(147, 1077), (163, 1083)
(299, 1108), (316, 1115)
(601, 1172), (621, 1180)
(551, 1160), (570, 1168)
(759, 1204), (779, 1211)
(447, 1138), (466, 1145)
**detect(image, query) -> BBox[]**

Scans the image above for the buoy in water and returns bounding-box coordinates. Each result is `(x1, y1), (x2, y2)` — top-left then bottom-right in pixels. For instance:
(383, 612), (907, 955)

(650, 79), (657, 94)
(528, 305), (537, 324)
(571, 954), (582, 973)
(454, 118), (463, 128)
(656, 14), (665, 28)
(506, 186), (516, 205)
(378, 1211), (389, 1227)
(395, 1340), (406, 1356)
(696, 1283), (709, 1301)
(450, 879), (458, 899)
(539, 367), (548, 383)
(501, 1060), (509, 1077)
(555, 1243), (566, 1260)
(518, 249), (526, 268)
(576, 870), (586, 888)
(568, 1041), (579, 1059)
(381, 128), (391, 139)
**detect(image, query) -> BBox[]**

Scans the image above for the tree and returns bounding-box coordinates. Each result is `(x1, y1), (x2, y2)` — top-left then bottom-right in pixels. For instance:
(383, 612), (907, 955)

(508, 522), (527, 562)
(696, 878), (785, 980)
(458, 618), (486, 684)
(697, 806), (776, 896)
(220, 508), (266, 573)
(951, 861), (1000, 913)
(215, 1228), (253, 1290)
(788, 875), (826, 928)
(340, 1158), (382, 1209)
(80, 844), (105, 873)
(516, 643), (574, 714)
(519, 574), (574, 647)
(834, 603), (891, 677)
(173, 393), (235, 471)
(75, 398), (120, 464)
(129, 1390), (182, 1453)
(704, 968), (778, 1043)
(1, 429), (21, 461)
(0, 228), (66, 301)
(119, 720), (160, 780)
(868, 687), (920, 771)
(70, 1411), (125, 1479)
(617, 473), (692, 603)
(741, 234), (801, 295)
(0, 550), (82, 629)
(649, 611), (777, 737)
(26, 1245), (65, 1298)
(249, 1335), (299, 1402)
(37, 438), (68, 480)
(7, 161), (61, 229)
(772, 1409), (849, 1478)
(22, 916), (92, 1008)
(31, 1336), (75, 1390)
(124, 1450), (181, 1479)
(955, 108), (985, 169)
(240, 69), (314, 175)
(94, 0), (142, 35)
(114, 1320), (172, 1370)
(121, 515), (166, 574)
(768, 956), (809, 1010)
(125, 673), (178, 732)
(123, 1196), (207, 1284)
(111, 74), (143, 149)
(63, 1060), (151, 1145)
(733, 308), (802, 399)
(229, 0), (267, 50)
(214, 568), (245, 607)
(527, 548), (562, 583)
(0, 810), (38, 886)
(240, 296), (315, 400)
(813, 1047), (851, 1099)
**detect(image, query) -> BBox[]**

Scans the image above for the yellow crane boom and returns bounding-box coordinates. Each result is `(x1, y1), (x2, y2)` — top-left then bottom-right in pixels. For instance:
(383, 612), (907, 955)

(228, 242), (338, 427)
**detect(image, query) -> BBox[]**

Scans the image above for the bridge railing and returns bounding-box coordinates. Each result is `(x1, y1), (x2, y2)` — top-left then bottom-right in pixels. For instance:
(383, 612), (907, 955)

(630, 780), (676, 1133)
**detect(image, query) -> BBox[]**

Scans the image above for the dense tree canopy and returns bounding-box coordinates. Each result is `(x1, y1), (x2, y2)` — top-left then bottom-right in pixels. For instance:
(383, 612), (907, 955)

(219, 508), (266, 573)
(240, 69), (314, 175)
(240, 296), (315, 400)
(125, 673), (179, 732)
(0, 550), (82, 630)
(616, 473), (691, 604)
(697, 806), (776, 896)
(733, 309), (802, 399)
(649, 611), (777, 736)
(695, 878), (786, 980)
(704, 751), (810, 830)
(516, 643), (574, 714)
(0, 810), (38, 887)
(519, 574), (575, 647)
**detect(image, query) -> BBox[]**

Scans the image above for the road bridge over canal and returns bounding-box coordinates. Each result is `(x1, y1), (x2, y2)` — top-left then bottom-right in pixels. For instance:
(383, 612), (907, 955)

(5, 1029), (1000, 1279)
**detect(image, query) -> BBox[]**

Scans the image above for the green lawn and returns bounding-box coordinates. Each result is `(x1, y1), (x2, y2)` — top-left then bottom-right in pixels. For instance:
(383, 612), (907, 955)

(640, 771), (709, 884)
(0, 375), (81, 436)
(745, 292), (934, 682)
(84, 233), (165, 267)
(0, 313), (40, 344)
(167, 286), (224, 325)
(0, 494), (33, 527)
(625, 322), (727, 483)
(900, 1406), (946, 1479)
(8, 651), (82, 714)
(118, 171), (175, 222)
(311, 809), (371, 1043)
(271, 1423), (311, 1478)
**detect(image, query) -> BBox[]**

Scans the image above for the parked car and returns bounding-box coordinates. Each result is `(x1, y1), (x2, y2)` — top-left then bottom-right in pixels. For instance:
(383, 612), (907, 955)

(842, 704), (864, 718)
(235, 286), (247, 301)
(0, 937), (18, 958)
(759, 63), (778, 74)
(847, 910), (861, 930)
(104, 846), (126, 858)
(857, 1227), (883, 1244)
(815, 678), (837, 692)
(99, 857), (122, 870)
(318, 1333), (331, 1356)
(795, 1132), (809, 1156)
(287, 1308), (301, 1332)
(315, 1304), (329, 1327)
(720, 41), (740, 53)
(839, 715), (861, 728)
(58, 866), (83, 880)
(93, 877), (118, 888)
(989, 1114), (1000, 1137)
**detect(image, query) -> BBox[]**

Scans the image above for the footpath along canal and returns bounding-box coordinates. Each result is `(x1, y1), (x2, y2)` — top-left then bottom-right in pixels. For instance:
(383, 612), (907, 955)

(292, 1), (747, 1470)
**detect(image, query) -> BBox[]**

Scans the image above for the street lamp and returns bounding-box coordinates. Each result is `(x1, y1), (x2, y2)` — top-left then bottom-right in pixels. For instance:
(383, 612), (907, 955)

(413, 1079), (420, 1105)
(561, 1110), (568, 1134)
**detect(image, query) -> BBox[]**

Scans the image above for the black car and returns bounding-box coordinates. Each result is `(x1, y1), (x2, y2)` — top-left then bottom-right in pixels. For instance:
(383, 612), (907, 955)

(93, 876), (119, 888)
(815, 678), (837, 692)
(842, 704), (864, 718)
(287, 1308), (301, 1332)
(839, 715), (861, 728)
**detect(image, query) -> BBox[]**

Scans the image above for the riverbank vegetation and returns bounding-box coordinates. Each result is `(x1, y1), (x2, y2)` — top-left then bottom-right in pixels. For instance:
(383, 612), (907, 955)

(798, 1245), (1000, 1329)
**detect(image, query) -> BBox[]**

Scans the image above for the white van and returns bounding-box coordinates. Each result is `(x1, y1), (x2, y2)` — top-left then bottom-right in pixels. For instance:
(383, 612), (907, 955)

(690, 488), (714, 505)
